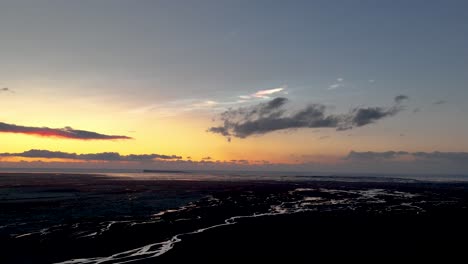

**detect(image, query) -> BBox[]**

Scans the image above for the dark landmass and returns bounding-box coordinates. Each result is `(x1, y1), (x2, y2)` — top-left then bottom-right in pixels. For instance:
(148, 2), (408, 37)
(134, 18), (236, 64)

(0, 173), (467, 263)
(142, 169), (187, 173)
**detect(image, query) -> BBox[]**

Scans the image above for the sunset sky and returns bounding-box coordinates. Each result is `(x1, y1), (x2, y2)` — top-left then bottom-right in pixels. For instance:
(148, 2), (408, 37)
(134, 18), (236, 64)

(1, 0), (468, 174)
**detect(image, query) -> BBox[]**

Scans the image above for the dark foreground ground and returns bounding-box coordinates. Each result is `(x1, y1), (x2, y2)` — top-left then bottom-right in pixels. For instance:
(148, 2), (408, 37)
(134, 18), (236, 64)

(1, 173), (467, 263)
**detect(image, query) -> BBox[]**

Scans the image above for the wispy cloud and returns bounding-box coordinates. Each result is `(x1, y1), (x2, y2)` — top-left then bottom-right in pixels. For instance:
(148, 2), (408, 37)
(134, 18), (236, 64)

(328, 78), (344, 90)
(0, 122), (131, 140)
(0, 149), (181, 161)
(208, 95), (408, 140)
(433, 100), (447, 105)
(129, 99), (224, 116)
(130, 87), (287, 116)
(0, 87), (13, 93)
(191, 100), (219, 108)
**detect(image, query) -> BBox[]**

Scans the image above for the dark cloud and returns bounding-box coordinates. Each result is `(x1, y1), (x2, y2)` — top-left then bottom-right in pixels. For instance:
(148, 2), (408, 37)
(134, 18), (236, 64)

(412, 151), (468, 162)
(0, 122), (131, 140)
(433, 100), (447, 105)
(346, 151), (409, 160)
(0, 149), (182, 161)
(347, 106), (400, 127)
(208, 96), (406, 139)
(347, 151), (468, 163)
(394, 95), (409, 104)
(202, 156), (212, 160)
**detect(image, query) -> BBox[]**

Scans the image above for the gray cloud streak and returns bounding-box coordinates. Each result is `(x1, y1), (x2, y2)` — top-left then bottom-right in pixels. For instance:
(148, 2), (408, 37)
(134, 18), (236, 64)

(433, 100), (447, 105)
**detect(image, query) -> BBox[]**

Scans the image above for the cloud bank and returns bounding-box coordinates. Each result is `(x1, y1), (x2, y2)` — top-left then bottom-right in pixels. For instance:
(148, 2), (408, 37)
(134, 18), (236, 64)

(347, 151), (468, 163)
(1, 149), (467, 175)
(208, 96), (407, 139)
(0, 122), (131, 140)
(0, 149), (181, 161)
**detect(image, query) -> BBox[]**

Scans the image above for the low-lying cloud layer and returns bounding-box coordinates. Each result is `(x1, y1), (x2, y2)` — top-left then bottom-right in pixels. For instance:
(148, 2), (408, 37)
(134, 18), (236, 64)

(347, 151), (468, 163)
(0, 122), (131, 140)
(208, 96), (408, 139)
(0, 149), (181, 161)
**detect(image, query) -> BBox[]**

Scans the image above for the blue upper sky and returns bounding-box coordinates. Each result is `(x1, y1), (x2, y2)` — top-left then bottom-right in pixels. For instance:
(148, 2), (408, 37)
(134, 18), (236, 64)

(2, 0), (467, 99)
